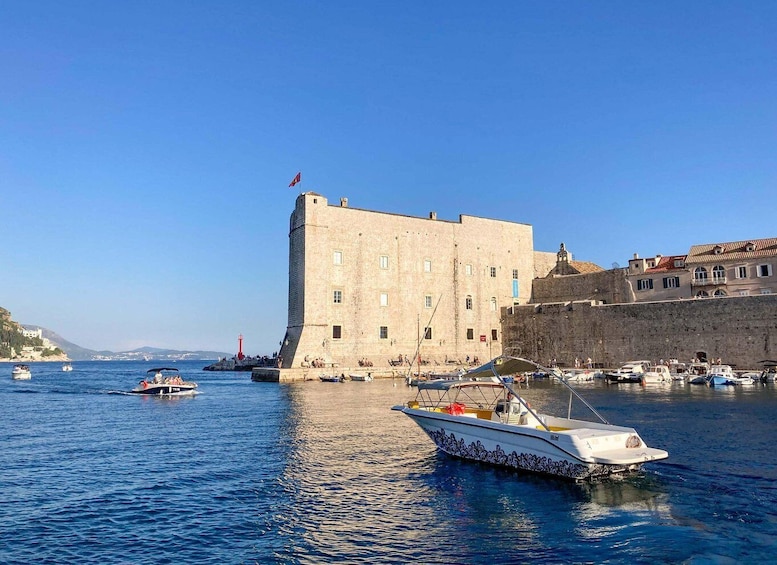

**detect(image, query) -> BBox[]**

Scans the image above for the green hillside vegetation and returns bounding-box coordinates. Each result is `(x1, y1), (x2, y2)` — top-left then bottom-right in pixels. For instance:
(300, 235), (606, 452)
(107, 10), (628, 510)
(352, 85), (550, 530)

(0, 307), (63, 359)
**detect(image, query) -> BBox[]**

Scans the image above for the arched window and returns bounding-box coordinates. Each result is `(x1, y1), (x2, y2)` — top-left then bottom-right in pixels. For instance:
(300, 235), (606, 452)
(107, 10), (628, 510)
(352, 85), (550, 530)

(696, 290), (709, 298)
(694, 267), (708, 283)
(465, 295), (472, 310)
(713, 289), (727, 297)
(712, 265), (725, 283)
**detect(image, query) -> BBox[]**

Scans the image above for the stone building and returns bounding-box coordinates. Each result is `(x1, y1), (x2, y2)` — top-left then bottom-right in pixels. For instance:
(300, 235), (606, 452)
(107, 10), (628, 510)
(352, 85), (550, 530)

(627, 254), (692, 301)
(685, 238), (777, 297)
(504, 237), (777, 369)
(277, 192), (555, 369)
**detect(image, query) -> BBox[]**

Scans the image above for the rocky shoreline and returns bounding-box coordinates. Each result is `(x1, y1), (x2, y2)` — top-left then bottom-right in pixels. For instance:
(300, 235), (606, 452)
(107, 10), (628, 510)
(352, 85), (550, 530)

(0, 353), (70, 363)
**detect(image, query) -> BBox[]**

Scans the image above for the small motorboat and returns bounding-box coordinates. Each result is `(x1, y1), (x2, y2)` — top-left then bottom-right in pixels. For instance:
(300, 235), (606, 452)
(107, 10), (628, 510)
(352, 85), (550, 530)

(640, 365), (672, 384)
(130, 368), (198, 396)
(606, 360), (650, 383)
(12, 364), (31, 380)
(319, 374), (346, 382)
(62, 363), (73, 372)
(706, 365), (741, 387)
(349, 373), (373, 382)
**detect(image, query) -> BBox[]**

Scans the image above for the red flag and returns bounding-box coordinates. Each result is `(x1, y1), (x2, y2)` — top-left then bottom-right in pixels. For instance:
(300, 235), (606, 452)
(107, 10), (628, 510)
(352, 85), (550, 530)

(289, 172), (301, 187)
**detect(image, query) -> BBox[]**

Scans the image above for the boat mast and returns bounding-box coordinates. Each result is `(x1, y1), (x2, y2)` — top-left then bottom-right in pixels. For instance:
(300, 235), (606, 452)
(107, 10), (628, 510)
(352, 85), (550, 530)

(406, 295), (442, 384)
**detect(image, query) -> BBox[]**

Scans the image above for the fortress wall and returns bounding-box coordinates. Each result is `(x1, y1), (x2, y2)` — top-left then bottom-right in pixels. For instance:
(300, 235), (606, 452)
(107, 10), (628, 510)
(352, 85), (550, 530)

(530, 269), (634, 305)
(502, 294), (777, 370)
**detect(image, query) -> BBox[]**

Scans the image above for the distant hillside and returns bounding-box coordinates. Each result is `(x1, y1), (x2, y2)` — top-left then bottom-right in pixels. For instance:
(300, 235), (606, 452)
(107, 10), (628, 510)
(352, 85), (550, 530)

(22, 325), (231, 361)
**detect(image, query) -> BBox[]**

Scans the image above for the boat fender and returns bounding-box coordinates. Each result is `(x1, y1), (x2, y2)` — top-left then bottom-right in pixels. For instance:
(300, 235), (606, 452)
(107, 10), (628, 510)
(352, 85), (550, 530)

(140, 380), (148, 389)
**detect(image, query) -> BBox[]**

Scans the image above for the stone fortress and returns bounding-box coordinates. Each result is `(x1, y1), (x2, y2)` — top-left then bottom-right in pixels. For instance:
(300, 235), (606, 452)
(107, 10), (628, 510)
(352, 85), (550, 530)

(262, 193), (777, 381)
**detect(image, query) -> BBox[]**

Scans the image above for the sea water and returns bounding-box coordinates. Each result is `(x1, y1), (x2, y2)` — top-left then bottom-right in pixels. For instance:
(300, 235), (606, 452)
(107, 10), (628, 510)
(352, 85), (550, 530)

(1, 360), (776, 564)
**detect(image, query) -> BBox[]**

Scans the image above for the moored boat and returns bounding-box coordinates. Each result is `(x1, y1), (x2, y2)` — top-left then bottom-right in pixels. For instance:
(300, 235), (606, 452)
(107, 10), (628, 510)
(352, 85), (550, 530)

(706, 364), (738, 387)
(349, 373), (373, 382)
(640, 365), (672, 384)
(393, 356), (668, 482)
(12, 364), (31, 380)
(319, 374), (345, 382)
(130, 368), (198, 396)
(606, 360), (650, 384)
(62, 363), (73, 372)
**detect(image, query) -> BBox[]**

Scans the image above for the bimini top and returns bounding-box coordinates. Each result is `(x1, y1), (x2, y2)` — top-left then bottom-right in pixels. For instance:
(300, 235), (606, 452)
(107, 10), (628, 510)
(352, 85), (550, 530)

(416, 379), (504, 392)
(463, 356), (545, 380)
(146, 367), (180, 374)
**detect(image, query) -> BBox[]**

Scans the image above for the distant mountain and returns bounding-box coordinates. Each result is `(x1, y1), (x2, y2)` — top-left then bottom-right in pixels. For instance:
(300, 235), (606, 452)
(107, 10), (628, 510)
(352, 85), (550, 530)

(22, 325), (231, 361)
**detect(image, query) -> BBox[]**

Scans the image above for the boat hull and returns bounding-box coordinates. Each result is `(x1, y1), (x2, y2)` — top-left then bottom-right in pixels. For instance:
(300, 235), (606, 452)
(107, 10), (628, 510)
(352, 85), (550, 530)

(129, 384), (197, 396)
(397, 408), (665, 481)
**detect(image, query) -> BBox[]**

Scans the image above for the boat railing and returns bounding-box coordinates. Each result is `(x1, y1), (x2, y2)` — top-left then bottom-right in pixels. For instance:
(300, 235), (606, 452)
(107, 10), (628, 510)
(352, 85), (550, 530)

(497, 363), (610, 429)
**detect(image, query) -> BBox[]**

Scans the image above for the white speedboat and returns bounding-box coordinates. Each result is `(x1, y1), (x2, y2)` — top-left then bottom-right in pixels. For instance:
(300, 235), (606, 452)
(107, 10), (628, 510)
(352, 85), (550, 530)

(640, 365), (672, 384)
(605, 360), (650, 384)
(349, 373), (373, 382)
(130, 368), (198, 396)
(393, 356), (668, 482)
(62, 363), (73, 372)
(12, 364), (31, 380)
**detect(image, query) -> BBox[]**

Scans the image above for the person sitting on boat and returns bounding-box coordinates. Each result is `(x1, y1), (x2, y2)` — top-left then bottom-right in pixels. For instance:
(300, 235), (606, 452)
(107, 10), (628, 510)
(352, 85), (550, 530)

(154, 372), (163, 383)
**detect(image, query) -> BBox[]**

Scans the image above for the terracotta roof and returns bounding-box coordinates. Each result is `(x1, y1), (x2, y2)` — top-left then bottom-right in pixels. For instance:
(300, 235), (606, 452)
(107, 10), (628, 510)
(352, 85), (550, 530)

(685, 238), (777, 264)
(645, 255), (687, 273)
(570, 261), (604, 274)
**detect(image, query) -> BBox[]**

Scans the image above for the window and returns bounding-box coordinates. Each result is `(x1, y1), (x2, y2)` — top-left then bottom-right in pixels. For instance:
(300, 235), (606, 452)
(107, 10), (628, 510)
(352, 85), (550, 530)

(694, 267), (708, 282)
(424, 327), (432, 340)
(674, 259), (685, 268)
(761, 289), (772, 295)
(637, 279), (654, 291)
(424, 295), (433, 308)
(490, 266), (497, 278)
(379, 255), (389, 269)
(380, 292), (388, 307)
(466, 328), (474, 340)
(491, 329), (498, 341)
(737, 266), (748, 279)
(379, 326), (388, 339)
(713, 289), (727, 297)
(490, 297), (497, 311)
(424, 259), (432, 272)
(333, 290), (342, 304)
(712, 265), (726, 283)
(512, 269), (519, 279)
(663, 277), (680, 289)
(465, 264), (473, 275)
(333, 251), (343, 265)
(758, 264), (773, 277)
(465, 295), (472, 310)
(739, 290), (749, 296)
(332, 325), (342, 339)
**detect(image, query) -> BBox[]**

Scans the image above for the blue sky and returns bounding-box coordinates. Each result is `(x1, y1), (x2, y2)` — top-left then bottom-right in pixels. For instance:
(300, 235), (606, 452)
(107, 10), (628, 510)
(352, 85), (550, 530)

(2, 2), (775, 354)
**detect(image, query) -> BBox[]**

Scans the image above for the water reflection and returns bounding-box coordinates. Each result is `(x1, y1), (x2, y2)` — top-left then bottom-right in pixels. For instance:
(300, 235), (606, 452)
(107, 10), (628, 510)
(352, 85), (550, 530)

(275, 380), (683, 563)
